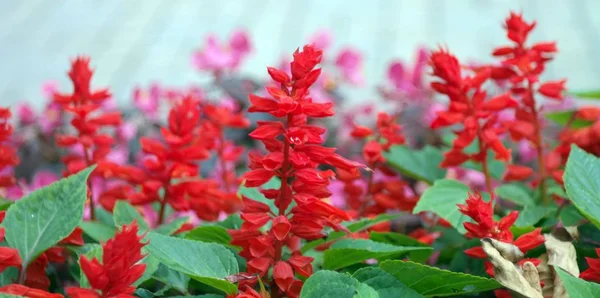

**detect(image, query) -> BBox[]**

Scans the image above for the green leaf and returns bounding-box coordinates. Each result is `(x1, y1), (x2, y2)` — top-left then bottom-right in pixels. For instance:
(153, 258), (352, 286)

(380, 260), (501, 297)
(571, 89), (600, 99)
(144, 232), (238, 294)
(0, 293), (23, 298)
(95, 206), (115, 226)
(155, 217), (189, 235)
(353, 267), (423, 298)
(152, 263), (190, 294)
(0, 198), (13, 211)
(383, 145), (446, 185)
(560, 204), (586, 226)
(79, 221), (116, 242)
(546, 110), (592, 129)
(463, 154), (506, 181)
(564, 145), (600, 228)
(301, 214), (401, 254)
(323, 239), (431, 270)
(135, 255), (161, 286)
(215, 214), (242, 230)
(0, 267), (18, 286)
(412, 179), (475, 234)
(555, 267), (600, 297)
(514, 205), (557, 227)
(496, 184), (535, 206)
(300, 270), (374, 298)
(185, 226), (236, 250)
(3, 166), (94, 267)
(113, 200), (149, 230)
(369, 232), (432, 263)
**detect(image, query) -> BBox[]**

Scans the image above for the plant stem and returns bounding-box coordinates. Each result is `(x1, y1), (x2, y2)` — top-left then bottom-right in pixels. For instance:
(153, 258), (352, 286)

(82, 146), (95, 221)
(157, 187), (169, 226)
(359, 161), (376, 216)
(528, 84), (548, 205)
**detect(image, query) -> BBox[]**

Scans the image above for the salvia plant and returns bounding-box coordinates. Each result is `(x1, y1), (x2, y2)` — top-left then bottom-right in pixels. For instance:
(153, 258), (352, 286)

(3, 10), (600, 298)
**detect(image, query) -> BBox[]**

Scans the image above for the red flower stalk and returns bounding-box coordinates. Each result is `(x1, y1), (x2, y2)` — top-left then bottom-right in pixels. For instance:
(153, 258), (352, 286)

(490, 12), (566, 203)
(53, 57), (122, 220)
(0, 107), (19, 190)
(233, 45), (362, 298)
(457, 192), (544, 263)
(130, 95), (234, 224)
(341, 112), (417, 217)
(580, 248), (600, 283)
(429, 48), (516, 195)
(197, 102), (250, 213)
(66, 222), (147, 298)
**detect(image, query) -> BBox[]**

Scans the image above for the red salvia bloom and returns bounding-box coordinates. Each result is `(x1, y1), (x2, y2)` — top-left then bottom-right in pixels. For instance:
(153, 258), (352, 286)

(457, 192), (544, 265)
(580, 248), (600, 283)
(0, 107), (19, 189)
(0, 211), (21, 274)
(429, 48), (516, 193)
(339, 112), (416, 219)
(53, 57), (123, 220)
(66, 222), (147, 298)
(0, 284), (63, 298)
(232, 45), (362, 298)
(490, 12), (566, 201)
(129, 95), (238, 224)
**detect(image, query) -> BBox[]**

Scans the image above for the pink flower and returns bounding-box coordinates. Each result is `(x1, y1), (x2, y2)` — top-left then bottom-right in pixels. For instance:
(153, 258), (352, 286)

(6, 170), (59, 200)
(518, 141), (537, 163)
(16, 103), (36, 125)
(133, 83), (162, 120)
(42, 81), (58, 98)
(39, 102), (62, 135)
(335, 48), (364, 85)
(191, 30), (251, 73)
(386, 47), (428, 98)
(309, 29), (333, 51)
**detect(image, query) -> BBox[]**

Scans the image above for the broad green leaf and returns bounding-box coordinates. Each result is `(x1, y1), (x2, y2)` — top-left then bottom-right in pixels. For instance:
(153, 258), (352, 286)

(301, 214), (400, 253)
(300, 270), (374, 298)
(571, 89), (600, 99)
(560, 204), (586, 226)
(380, 260), (501, 297)
(79, 221), (116, 242)
(370, 232), (432, 263)
(144, 232), (238, 294)
(4, 167), (94, 267)
(95, 206), (115, 226)
(185, 226), (236, 250)
(215, 214), (242, 230)
(152, 263), (190, 294)
(564, 145), (600, 228)
(412, 179), (475, 234)
(546, 110), (592, 129)
(555, 267), (600, 297)
(514, 205), (556, 227)
(0, 198), (13, 211)
(496, 184), (535, 206)
(155, 217), (189, 235)
(113, 200), (149, 230)
(0, 293), (23, 298)
(383, 145), (446, 185)
(323, 239), (431, 270)
(353, 267), (423, 298)
(135, 255), (161, 286)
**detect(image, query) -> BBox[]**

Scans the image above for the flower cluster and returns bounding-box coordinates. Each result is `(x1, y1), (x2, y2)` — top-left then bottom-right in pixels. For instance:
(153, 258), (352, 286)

(192, 30), (251, 75)
(429, 48), (516, 192)
(53, 57), (124, 220)
(490, 12), (566, 197)
(67, 222), (147, 298)
(0, 107), (19, 191)
(337, 112), (416, 218)
(457, 193), (544, 264)
(232, 45), (362, 297)
(581, 248), (600, 283)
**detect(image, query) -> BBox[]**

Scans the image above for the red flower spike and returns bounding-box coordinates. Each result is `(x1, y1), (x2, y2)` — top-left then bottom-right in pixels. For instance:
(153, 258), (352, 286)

(234, 45), (362, 296)
(0, 107), (19, 188)
(67, 222), (147, 298)
(504, 164), (534, 181)
(580, 249), (600, 283)
(513, 228), (545, 253)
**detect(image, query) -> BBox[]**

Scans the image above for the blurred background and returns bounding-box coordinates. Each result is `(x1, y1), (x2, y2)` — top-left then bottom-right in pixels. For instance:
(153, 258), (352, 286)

(1, 0), (599, 108)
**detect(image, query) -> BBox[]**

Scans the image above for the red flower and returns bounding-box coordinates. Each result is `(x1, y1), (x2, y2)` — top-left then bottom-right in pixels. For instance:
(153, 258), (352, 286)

(0, 211), (21, 273)
(0, 284), (63, 298)
(458, 193), (544, 259)
(66, 222), (147, 298)
(503, 164), (534, 181)
(234, 45), (360, 297)
(429, 49), (514, 185)
(580, 248), (600, 283)
(0, 107), (19, 188)
(490, 11), (566, 195)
